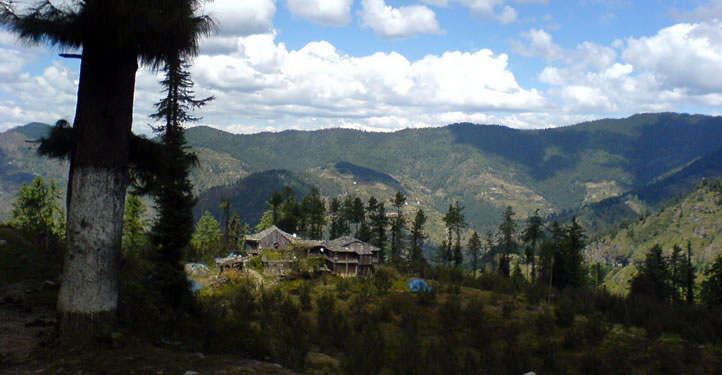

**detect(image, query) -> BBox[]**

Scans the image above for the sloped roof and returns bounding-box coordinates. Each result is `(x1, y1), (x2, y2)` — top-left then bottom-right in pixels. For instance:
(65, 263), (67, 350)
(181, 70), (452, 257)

(246, 225), (296, 242)
(316, 236), (379, 255)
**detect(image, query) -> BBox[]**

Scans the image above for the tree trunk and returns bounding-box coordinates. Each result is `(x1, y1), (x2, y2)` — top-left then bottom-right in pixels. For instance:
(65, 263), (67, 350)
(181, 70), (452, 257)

(56, 42), (137, 345)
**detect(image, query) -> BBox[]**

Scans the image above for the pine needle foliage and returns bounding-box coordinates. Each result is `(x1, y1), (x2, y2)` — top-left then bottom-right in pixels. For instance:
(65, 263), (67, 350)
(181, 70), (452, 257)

(1, 0), (215, 70)
(148, 55), (213, 309)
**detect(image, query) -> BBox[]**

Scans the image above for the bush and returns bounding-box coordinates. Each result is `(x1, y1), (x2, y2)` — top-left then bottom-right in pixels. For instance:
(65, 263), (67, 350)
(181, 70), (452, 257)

(269, 297), (310, 370)
(315, 291), (349, 349)
(299, 280), (312, 311)
(373, 266), (394, 294)
(248, 256), (263, 272)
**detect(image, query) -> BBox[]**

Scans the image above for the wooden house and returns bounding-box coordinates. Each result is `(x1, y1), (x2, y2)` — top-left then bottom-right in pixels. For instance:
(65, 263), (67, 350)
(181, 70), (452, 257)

(308, 236), (380, 277)
(244, 225), (298, 254)
(245, 225), (320, 254)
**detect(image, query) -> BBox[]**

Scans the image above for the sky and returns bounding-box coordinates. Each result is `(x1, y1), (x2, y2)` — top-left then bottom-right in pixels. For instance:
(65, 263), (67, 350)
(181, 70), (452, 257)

(1, 0), (722, 134)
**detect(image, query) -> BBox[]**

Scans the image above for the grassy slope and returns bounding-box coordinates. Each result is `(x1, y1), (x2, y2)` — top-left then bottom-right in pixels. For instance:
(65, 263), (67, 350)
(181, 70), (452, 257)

(2, 223), (721, 374)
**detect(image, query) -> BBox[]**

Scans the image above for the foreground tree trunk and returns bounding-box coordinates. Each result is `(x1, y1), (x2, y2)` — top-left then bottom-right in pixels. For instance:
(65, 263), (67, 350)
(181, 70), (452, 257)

(56, 42), (138, 345)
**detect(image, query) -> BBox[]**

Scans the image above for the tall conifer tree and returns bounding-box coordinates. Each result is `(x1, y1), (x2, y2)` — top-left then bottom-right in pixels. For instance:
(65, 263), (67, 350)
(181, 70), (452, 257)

(148, 55), (213, 309)
(410, 209), (427, 266)
(367, 196), (388, 263)
(390, 191), (407, 264)
(498, 206), (516, 277)
(467, 231), (482, 277)
(522, 209), (544, 282)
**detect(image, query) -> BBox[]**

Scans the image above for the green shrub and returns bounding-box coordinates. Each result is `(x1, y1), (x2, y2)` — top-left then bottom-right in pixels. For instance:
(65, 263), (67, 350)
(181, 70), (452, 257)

(315, 291), (349, 349)
(299, 280), (312, 311)
(373, 266), (394, 294)
(248, 256), (263, 272)
(269, 296), (310, 370)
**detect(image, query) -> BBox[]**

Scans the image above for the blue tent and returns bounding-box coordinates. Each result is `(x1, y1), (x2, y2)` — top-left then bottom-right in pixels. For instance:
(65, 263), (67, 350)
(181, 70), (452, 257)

(408, 278), (431, 293)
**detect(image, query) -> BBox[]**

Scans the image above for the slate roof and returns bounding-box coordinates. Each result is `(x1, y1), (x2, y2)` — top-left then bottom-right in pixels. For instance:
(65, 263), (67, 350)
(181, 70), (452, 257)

(317, 236), (379, 255)
(246, 225), (296, 242)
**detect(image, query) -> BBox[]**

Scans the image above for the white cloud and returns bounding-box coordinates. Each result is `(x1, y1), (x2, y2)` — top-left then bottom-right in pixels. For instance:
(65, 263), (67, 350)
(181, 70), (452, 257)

(0, 61), (79, 131)
(0, 31), (20, 47)
(512, 29), (562, 60)
(623, 21), (722, 95)
(204, 0), (276, 37)
(419, 0), (450, 6)
(420, 0), (518, 23)
(185, 33), (546, 131)
(526, 21), (722, 116)
(513, 28), (616, 71)
(459, 0), (505, 17)
(287, 0), (353, 26)
(360, 0), (443, 39)
(497, 5), (517, 24)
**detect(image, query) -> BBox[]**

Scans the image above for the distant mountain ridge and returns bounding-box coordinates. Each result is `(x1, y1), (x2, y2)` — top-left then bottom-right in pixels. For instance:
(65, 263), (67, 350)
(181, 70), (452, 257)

(1, 113), (721, 245)
(188, 113), (722, 234)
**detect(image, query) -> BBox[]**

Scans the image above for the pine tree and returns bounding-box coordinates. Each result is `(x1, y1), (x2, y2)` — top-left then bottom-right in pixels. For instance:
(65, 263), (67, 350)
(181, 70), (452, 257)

(539, 221), (563, 288)
(410, 209), (427, 266)
(351, 197), (365, 237)
(367, 196), (388, 263)
(442, 204), (456, 266)
(452, 201), (467, 267)
(562, 216), (586, 288)
(670, 244), (683, 303)
(190, 211), (222, 262)
(227, 214), (248, 253)
(498, 206), (516, 277)
(268, 191), (283, 224)
(684, 241), (696, 305)
(278, 186), (301, 234)
(630, 244), (674, 303)
(219, 198), (231, 253)
(522, 209), (544, 282)
(329, 197), (346, 239)
(484, 231), (494, 272)
(341, 196), (354, 236)
(390, 191), (407, 264)
(121, 194), (147, 257)
(467, 231), (482, 277)
(302, 187), (325, 240)
(701, 253), (722, 307)
(256, 210), (274, 232)
(148, 55), (212, 309)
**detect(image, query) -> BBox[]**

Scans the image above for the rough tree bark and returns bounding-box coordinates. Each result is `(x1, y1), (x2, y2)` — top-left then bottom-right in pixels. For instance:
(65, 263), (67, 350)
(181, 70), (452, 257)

(56, 41), (138, 345)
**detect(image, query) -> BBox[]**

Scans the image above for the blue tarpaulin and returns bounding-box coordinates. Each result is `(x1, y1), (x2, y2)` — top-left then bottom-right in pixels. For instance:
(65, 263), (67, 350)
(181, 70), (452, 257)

(408, 278), (431, 293)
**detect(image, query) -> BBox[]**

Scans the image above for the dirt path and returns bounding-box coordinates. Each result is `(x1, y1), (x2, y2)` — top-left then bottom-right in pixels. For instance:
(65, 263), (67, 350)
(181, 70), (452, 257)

(0, 280), (56, 369)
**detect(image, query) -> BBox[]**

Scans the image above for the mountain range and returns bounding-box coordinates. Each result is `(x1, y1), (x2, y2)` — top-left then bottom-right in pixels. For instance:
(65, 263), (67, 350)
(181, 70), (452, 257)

(1, 113), (721, 250)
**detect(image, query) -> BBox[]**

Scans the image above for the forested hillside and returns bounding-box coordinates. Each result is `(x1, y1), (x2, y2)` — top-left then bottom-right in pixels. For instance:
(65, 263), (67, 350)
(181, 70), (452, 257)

(188, 113), (722, 239)
(2, 113), (721, 242)
(585, 179), (722, 294)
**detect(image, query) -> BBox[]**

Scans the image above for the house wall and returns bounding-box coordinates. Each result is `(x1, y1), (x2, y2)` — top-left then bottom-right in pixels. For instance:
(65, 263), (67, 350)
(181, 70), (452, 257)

(258, 231), (293, 249)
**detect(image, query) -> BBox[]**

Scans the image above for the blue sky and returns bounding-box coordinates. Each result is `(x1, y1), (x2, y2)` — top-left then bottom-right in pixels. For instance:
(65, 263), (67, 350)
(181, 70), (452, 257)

(1, 0), (721, 133)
